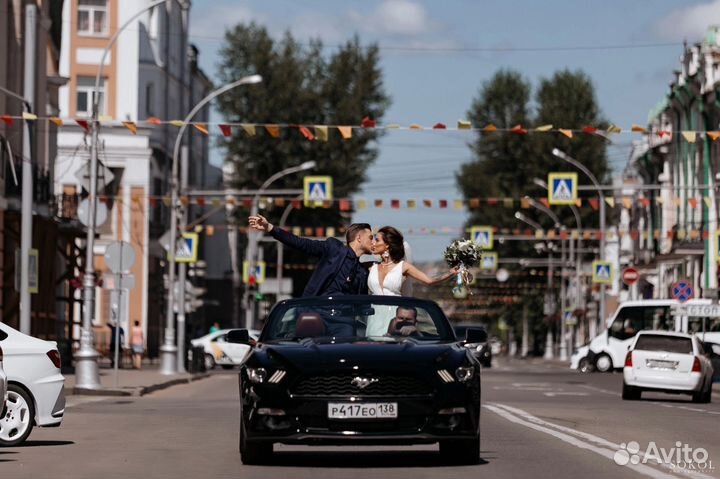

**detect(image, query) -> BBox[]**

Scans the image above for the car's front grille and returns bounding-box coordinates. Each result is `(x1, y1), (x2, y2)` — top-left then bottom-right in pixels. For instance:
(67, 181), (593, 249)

(291, 373), (433, 397)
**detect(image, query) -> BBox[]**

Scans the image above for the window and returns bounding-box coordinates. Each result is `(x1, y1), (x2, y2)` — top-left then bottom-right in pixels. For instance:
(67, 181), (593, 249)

(609, 306), (673, 340)
(76, 76), (105, 117)
(78, 0), (108, 35)
(634, 335), (693, 354)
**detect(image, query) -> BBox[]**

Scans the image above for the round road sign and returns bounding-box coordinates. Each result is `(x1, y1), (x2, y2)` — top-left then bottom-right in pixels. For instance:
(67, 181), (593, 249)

(621, 267), (640, 286)
(671, 280), (694, 303)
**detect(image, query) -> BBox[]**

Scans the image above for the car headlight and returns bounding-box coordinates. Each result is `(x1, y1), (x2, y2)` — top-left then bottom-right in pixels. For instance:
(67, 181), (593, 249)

(455, 366), (475, 383)
(247, 367), (267, 384)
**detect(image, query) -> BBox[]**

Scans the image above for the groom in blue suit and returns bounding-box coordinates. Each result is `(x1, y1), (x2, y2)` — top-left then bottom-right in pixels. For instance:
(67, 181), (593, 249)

(248, 215), (374, 297)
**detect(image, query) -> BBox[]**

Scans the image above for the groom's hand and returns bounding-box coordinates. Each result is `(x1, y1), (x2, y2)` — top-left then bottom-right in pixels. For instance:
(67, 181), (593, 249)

(248, 215), (273, 232)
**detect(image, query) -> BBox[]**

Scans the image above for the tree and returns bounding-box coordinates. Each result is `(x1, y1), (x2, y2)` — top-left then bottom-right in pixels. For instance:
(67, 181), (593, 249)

(453, 69), (610, 353)
(215, 23), (390, 311)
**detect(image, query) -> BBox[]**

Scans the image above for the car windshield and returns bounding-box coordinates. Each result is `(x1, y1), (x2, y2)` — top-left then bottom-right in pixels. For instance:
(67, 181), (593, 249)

(635, 335), (693, 354)
(261, 296), (454, 342)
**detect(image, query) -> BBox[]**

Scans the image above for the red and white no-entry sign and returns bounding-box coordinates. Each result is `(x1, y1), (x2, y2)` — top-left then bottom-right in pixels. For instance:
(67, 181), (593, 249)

(622, 267), (640, 285)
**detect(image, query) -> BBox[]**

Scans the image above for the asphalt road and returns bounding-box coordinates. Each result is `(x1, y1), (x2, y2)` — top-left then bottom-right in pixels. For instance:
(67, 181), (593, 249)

(2, 361), (719, 478)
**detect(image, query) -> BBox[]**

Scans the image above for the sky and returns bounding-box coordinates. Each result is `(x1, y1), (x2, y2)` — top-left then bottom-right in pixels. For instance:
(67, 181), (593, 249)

(188, 0), (720, 261)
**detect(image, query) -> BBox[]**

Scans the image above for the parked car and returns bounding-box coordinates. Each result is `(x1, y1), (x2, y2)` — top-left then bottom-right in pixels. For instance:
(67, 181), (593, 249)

(622, 331), (713, 403)
(0, 322), (65, 446)
(190, 329), (260, 370)
(570, 299), (720, 373)
(0, 346), (7, 417)
(230, 296), (485, 465)
(701, 341), (720, 383)
(454, 323), (491, 367)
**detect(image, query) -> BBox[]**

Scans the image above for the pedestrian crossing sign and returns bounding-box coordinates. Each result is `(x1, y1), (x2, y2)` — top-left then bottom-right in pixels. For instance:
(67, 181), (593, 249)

(592, 260), (613, 284)
(304, 176), (333, 207)
(470, 226), (493, 250)
(480, 252), (498, 271)
(548, 172), (578, 205)
(174, 233), (199, 263)
(242, 261), (266, 284)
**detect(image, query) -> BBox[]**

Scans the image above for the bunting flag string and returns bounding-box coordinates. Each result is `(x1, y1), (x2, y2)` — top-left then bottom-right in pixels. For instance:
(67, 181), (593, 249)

(2, 113), (720, 143)
(58, 193), (720, 212)
(152, 221), (716, 243)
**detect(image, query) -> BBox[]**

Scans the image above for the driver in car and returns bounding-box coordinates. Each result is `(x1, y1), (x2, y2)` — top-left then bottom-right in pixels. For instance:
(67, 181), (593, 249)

(386, 306), (422, 337)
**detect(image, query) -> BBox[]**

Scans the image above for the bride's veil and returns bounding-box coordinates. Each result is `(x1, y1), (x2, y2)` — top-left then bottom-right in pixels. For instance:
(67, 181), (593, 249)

(401, 240), (413, 296)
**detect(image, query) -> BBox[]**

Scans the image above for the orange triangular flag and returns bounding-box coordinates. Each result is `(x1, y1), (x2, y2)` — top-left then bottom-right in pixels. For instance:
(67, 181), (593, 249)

(193, 123), (209, 135)
(631, 124), (647, 133)
(559, 129), (573, 138)
(122, 121), (137, 134)
(707, 131), (720, 141)
(265, 125), (280, 138)
(338, 126), (352, 140)
(50, 117), (63, 126)
(409, 124), (423, 129)
(482, 124), (497, 132)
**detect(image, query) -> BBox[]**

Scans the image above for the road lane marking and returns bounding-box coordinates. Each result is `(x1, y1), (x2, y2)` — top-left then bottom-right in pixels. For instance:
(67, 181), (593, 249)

(650, 402), (720, 416)
(65, 396), (111, 408)
(543, 392), (589, 397)
(485, 403), (711, 479)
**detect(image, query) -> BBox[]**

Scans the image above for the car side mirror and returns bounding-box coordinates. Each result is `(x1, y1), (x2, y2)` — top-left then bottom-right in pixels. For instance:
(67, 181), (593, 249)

(227, 329), (250, 344)
(465, 328), (487, 344)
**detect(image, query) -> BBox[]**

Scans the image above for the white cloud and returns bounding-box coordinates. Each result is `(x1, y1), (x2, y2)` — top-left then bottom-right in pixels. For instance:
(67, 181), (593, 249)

(373, 0), (429, 36)
(654, 0), (720, 41)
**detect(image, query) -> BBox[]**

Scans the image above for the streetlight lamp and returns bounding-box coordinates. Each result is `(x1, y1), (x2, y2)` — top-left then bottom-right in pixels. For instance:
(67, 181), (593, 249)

(552, 148), (606, 340)
(78, 0), (188, 389)
(160, 74), (262, 375)
(534, 177), (585, 352)
(243, 161), (316, 330)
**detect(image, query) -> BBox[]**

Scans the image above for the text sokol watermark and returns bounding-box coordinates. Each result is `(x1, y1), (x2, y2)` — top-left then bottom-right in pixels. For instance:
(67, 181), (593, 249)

(614, 441), (715, 474)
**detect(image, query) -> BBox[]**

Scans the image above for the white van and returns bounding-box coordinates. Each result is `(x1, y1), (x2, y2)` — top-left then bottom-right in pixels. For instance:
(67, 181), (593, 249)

(570, 299), (720, 372)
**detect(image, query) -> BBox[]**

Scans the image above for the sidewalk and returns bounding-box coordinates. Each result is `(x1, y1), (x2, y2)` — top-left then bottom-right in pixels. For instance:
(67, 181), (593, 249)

(65, 364), (210, 397)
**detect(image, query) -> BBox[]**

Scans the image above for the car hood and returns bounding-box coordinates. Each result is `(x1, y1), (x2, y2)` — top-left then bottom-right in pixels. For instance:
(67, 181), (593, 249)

(251, 339), (468, 371)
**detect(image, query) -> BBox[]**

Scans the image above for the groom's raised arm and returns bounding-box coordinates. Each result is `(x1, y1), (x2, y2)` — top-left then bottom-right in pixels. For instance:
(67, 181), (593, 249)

(249, 214), (329, 257)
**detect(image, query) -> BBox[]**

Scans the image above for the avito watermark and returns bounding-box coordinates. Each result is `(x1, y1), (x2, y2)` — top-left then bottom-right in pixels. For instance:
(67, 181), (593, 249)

(614, 440), (714, 474)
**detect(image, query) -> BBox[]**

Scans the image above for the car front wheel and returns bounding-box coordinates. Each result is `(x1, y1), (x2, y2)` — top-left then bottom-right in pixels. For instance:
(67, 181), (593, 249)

(439, 436), (480, 465)
(0, 384), (35, 446)
(578, 357), (594, 373)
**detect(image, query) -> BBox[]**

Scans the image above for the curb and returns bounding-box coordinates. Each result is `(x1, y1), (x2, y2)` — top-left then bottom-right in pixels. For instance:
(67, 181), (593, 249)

(72, 373), (210, 397)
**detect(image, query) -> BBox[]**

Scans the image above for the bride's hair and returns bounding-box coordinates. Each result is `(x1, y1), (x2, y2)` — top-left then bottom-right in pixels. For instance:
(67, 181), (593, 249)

(378, 226), (405, 262)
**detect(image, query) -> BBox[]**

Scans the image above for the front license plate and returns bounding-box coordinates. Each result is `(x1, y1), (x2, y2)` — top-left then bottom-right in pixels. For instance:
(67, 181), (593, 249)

(327, 402), (398, 419)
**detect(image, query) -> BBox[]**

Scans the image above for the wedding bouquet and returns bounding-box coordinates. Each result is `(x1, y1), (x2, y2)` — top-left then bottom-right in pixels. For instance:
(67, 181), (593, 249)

(444, 239), (481, 268)
(444, 239), (481, 298)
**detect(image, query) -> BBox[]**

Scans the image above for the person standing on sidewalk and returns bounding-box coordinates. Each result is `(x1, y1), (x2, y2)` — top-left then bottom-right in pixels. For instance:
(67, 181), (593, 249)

(130, 320), (144, 369)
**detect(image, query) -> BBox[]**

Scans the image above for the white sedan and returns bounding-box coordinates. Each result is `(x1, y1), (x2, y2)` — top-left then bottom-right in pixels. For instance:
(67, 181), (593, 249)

(622, 330), (714, 403)
(0, 322), (65, 446)
(191, 329), (260, 370)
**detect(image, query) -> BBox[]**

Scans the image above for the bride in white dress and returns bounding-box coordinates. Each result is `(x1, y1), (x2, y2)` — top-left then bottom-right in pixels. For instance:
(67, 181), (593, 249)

(366, 226), (457, 336)
(368, 226), (458, 296)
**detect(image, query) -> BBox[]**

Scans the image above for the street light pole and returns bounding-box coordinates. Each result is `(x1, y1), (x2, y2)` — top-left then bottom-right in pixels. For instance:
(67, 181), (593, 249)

(514, 212), (545, 358)
(161, 74), (262, 375)
(552, 148), (606, 339)
(526, 197), (567, 361)
(276, 194), (302, 299)
(244, 161), (316, 330)
(77, 0), (186, 388)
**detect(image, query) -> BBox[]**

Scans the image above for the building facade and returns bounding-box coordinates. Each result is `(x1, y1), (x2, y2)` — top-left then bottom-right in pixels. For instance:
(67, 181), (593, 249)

(55, 0), (211, 357)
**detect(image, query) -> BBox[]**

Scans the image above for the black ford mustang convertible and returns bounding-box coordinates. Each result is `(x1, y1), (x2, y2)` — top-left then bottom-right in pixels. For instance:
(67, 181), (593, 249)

(227, 295), (486, 465)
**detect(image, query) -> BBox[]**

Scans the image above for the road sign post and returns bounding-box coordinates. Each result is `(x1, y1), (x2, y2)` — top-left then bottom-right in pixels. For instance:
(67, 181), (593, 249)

(548, 172), (578, 205)
(470, 226), (494, 250)
(303, 176), (333, 207)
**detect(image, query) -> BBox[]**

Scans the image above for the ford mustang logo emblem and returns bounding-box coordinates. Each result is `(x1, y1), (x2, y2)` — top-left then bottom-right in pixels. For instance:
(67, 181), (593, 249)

(351, 376), (379, 389)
